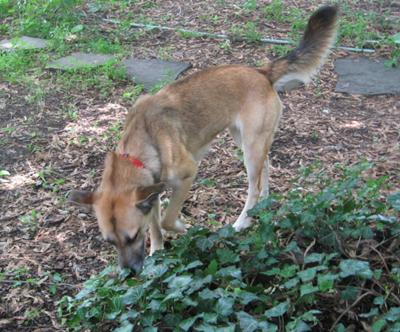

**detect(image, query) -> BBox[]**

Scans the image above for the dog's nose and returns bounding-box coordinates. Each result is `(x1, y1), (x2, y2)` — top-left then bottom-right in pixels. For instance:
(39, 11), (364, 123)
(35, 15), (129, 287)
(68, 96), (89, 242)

(128, 260), (144, 275)
(119, 257), (144, 275)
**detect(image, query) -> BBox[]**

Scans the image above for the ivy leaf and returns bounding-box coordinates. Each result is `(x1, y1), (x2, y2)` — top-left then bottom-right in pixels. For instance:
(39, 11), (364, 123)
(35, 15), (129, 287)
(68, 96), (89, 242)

(372, 319), (386, 332)
(203, 312), (218, 323)
(384, 307), (400, 322)
(340, 286), (358, 301)
(264, 300), (289, 318)
(236, 311), (259, 332)
(196, 236), (216, 251)
(300, 283), (318, 297)
(179, 314), (202, 331)
(388, 192), (400, 211)
(304, 253), (324, 264)
(216, 266), (242, 279)
(121, 286), (144, 305)
(393, 32), (400, 44)
(297, 268), (317, 283)
(199, 288), (219, 300)
(236, 290), (260, 305)
(182, 260), (203, 271)
(163, 289), (184, 302)
(168, 275), (192, 289)
(317, 274), (337, 292)
(284, 277), (299, 289)
(217, 248), (239, 264)
(218, 225), (236, 238)
(215, 297), (235, 316)
(206, 259), (218, 275)
(141, 263), (168, 278)
(339, 260), (373, 279)
(114, 322), (134, 332)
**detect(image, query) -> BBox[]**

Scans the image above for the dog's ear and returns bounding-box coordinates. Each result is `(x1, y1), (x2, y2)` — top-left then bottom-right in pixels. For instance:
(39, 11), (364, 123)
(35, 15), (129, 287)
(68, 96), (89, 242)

(136, 183), (165, 215)
(69, 190), (97, 206)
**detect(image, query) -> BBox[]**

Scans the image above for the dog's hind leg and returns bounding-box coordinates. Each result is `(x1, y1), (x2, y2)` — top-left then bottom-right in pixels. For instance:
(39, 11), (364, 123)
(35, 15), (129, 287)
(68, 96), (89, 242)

(232, 96), (281, 231)
(232, 133), (267, 231)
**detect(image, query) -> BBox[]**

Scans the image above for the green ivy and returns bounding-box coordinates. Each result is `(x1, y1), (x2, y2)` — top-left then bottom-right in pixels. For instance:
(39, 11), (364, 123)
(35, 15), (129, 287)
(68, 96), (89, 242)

(58, 163), (400, 331)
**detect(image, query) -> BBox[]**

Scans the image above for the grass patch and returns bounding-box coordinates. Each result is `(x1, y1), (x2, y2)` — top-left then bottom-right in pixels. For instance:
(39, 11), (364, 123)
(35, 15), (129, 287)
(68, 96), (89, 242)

(54, 60), (128, 97)
(58, 163), (400, 331)
(3, 0), (82, 38)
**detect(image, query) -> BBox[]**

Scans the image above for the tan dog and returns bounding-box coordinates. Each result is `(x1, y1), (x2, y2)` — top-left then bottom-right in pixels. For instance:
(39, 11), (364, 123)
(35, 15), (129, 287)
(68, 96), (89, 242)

(70, 6), (338, 273)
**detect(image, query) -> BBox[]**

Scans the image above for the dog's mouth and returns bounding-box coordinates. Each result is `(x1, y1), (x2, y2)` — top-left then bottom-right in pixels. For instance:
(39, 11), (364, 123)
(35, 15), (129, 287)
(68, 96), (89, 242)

(117, 238), (145, 274)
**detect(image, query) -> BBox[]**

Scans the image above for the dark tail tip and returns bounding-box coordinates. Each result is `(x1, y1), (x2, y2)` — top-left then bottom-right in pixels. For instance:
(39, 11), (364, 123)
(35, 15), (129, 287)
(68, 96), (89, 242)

(307, 5), (338, 31)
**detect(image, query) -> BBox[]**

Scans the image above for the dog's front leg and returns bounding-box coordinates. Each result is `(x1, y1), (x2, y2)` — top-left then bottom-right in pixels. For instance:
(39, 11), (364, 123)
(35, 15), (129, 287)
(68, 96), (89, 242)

(161, 175), (195, 233)
(149, 197), (163, 255)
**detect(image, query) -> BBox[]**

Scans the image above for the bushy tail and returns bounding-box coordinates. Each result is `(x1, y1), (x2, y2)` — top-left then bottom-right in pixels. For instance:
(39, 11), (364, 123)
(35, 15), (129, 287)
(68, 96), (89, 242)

(261, 6), (338, 90)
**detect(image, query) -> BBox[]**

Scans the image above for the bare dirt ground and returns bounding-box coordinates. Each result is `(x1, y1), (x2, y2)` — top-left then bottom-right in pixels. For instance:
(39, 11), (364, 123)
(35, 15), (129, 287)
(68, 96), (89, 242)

(1, 1), (399, 330)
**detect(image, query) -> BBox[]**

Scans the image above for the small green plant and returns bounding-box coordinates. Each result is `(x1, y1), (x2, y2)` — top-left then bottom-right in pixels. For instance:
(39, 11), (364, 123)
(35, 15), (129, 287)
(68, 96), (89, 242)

(270, 44), (291, 57)
(219, 40), (232, 53)
(58, 163), (400, 331)
(7, 0), (82, 38)
(199, 178), (217, 188)
(229, 22), (262, 43)
(87, 39), (124, 54)
(310, 131), (319, 143)
(178, 30), (203, 39)
(1, 126), (16, 135)
(263, 0), (285, 22)
(244, 22), (262, 43)
(0, 169), (10, 177)
(19, 210), (40, 234)
(66, 108), (78, 121)
(35, 167), (65, 192)
(242, 0), (257, 12)
(49, 272), (63, 295)
(105, 121), (123, 143)
(24, 308), (41, 325)
(149, 76), (174, 94)
(122, 84), (144, 102)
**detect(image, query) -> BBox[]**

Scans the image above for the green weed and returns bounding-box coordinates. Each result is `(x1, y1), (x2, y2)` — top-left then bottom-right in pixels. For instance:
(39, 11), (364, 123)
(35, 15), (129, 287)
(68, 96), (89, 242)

(263, 0), (285, 22)
(6, 0), (82, 38)
(122, 84), (144, 102)
(270, 44), (291, 57)
(19, 210), (40, 234)
(178, 31), (204, 39)
(229, 22), (262, 43)
(87, 39), (124, 54)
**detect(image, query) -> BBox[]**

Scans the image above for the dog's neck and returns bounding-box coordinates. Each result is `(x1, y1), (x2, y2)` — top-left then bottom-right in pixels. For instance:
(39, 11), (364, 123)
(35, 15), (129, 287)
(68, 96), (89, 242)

(116, 140), (162, 184)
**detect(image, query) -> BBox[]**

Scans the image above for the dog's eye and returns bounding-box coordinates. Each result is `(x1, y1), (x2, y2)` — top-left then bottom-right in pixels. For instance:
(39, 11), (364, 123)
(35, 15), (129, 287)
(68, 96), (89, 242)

(125, 231), (139, 245)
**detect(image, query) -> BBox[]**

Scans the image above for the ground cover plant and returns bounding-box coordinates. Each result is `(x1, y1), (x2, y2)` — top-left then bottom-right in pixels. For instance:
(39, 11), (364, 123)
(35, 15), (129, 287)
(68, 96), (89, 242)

(59, 163), (400, 331)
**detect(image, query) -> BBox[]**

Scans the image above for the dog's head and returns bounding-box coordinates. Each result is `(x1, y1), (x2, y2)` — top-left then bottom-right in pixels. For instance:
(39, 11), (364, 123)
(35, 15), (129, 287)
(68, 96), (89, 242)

(70, 153), (164, 274)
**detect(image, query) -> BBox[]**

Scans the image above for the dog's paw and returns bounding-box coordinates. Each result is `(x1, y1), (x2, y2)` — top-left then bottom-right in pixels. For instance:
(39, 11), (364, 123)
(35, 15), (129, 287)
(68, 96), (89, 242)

(161, 219), (186, 234)
(233, 218), (252, 232)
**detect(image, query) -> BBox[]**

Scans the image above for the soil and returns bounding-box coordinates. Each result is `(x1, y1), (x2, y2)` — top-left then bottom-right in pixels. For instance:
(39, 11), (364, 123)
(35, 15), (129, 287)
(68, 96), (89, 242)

(0, 1), (399, 330)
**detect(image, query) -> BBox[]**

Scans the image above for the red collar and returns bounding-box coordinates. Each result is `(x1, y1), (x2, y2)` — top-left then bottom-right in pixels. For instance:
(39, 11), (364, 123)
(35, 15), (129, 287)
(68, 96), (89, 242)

(119, 153), (145, 169)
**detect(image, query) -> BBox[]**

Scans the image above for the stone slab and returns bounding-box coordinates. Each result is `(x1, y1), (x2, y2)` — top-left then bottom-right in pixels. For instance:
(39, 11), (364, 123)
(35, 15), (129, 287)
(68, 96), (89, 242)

(0, 36), (49, 50)
(122, 58), (192, 91)
(47, 52), (115, 70)
(335, 57), (400, 95)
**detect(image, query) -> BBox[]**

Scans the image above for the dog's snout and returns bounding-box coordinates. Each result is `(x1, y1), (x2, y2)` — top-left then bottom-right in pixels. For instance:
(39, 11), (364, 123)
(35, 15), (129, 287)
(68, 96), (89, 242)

(117, 239), (145, 274)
